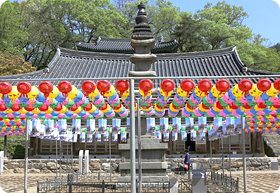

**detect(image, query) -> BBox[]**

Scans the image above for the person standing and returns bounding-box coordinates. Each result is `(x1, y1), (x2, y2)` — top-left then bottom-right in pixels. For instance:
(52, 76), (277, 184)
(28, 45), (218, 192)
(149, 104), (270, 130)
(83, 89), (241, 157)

(184, 149), (191, 178)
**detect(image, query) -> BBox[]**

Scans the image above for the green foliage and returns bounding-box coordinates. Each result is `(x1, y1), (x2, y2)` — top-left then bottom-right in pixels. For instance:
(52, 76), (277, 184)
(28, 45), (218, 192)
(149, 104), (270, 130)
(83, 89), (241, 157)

(172, 12), (207, 52)
(0, 140), (25, 159)
(0, 51), (36, 76)
(0, 1), (28, 55)
(16, 0), (126, 69)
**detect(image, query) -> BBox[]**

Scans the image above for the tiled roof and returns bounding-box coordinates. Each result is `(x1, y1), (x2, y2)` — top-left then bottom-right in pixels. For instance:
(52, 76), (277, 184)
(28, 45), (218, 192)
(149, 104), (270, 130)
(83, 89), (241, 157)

(0, 46), (275, 88)
(76, 36), (178, 54)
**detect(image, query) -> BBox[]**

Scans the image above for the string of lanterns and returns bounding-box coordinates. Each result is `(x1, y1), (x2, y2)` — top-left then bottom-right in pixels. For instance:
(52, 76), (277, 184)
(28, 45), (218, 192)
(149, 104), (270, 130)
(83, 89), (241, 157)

(1, 78), (280, 136)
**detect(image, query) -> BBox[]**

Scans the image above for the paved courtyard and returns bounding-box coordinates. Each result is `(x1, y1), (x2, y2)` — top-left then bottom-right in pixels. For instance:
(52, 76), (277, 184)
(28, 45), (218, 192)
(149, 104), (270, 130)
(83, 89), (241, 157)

(0, 170), (280, 192)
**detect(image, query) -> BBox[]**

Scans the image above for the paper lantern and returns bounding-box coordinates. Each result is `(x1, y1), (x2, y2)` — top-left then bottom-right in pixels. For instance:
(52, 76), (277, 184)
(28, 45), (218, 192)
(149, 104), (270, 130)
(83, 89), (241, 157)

(82, 80), (96, 96)
(197, 79), (212, 93)
(139, 79), (153, 95)
(160, 79), (175, 95)
(215, 79), (230, 92)
(11, 104), (20, 112)
(0, 82), (12, 98)
(58, 81), (72, 97)
(256, 78), (271, 92)
(24, 104), (35, 112)
(274, 78), (280, 91)
(38, 104), (49, 111)
(238, 79), (253, 92)
(180, 79), (195, 93)
(17, 81), (31, 97)
(38, 81), (53, 98)
(115, 80), (129, 96)
(97, 80), (111, 95)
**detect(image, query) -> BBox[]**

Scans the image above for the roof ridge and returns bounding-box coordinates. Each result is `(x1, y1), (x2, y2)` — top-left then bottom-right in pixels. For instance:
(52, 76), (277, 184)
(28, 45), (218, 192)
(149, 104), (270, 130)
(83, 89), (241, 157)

(156, 46), (236, 58)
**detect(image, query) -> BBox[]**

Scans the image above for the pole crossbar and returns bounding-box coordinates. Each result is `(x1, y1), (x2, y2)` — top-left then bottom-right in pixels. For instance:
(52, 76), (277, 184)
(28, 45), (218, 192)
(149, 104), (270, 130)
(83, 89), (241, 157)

(2, 74), (280, 82)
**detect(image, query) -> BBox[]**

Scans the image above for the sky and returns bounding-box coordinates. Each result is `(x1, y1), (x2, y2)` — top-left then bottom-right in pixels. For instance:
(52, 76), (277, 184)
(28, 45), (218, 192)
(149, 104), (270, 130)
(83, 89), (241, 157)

(0, 0), (280, 46)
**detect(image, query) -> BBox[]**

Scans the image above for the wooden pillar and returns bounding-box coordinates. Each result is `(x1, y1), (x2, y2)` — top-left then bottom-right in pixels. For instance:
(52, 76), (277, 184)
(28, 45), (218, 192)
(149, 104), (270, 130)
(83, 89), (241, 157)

(251, 133), (257, 153)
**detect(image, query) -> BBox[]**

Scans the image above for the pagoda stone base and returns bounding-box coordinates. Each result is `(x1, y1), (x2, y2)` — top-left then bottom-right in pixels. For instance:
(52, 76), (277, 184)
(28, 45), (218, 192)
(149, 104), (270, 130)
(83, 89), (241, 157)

(118, 135), (169, 183)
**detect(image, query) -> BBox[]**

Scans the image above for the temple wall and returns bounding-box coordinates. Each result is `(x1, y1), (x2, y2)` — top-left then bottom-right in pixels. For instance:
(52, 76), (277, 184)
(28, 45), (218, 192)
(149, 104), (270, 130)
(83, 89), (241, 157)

(2, 157), (278, 174)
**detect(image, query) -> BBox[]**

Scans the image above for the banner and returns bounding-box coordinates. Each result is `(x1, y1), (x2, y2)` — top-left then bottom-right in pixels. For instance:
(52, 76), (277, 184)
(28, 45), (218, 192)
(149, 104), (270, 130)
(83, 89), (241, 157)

(172, 118), (181, 133)
(72, 119), (81, 134)
(98, 119), (107, 134)
(181, 130), (187, 141)
(121, 132), (127, 142)
(87, 134), (93, 143)
(58, 119), (67, 135)
(160, 118), (168, 133)
(112, 119), (121, 134)
(87, 119), (95, 134)
(198, 117), (207, 132)
(185, 118), (194, 133)
(80, 132), (85, 143)
(126, 118), (130, 133)
(163, 132), (169, 142)
(146, 118), (156, 133)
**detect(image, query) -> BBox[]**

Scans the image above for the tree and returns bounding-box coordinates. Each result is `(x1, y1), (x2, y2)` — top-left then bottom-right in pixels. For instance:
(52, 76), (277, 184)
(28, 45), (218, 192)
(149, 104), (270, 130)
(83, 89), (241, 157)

(19, 0), (127, 69)
(172, 12), (208, 52)
(0, 51), (36, 76)
(0, 1), (28, 55)
(116, 0), (180, 40)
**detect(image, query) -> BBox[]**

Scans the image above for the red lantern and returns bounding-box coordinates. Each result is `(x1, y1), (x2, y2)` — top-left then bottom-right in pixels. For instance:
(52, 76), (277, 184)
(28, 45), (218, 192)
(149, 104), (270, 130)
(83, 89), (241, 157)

(83, 102), (93, 111)
(39, 104), (49, 111)
(0, 82), (12, 98)
(229, 102), (239, 110)
(215, 101), (225, 110)
(58, 81), (72, 97)
(112, 102), (122, 110)
(97, 80), (111, 95)
(274, 78), (280, 91)
(215, 79), (230, 92)
(82, 80), (96, 96)
(17, 81), (31, 97)
(11, 104), (21, 111)
(160, 79), (175, 95)
(54, 103), (63, 111)
(257, 102), (267, 109)
(238, 79), (252, 92)
(155, 103), (167, 110)
(257, 78), (271, 92)
(139, 79), (153, 95)
(99, 102), (108, 111)
(273, 104), (280, 109)
(24, 104), (35, 111)
(198, 79), (212, 93)
(180, 79), (195, 93)
(38, 81), (53, 97)
(115, 80), (129, 96)
(0, 104), (7, 111)
(70, 104), (79, 111)
(242, 103), (251, 109)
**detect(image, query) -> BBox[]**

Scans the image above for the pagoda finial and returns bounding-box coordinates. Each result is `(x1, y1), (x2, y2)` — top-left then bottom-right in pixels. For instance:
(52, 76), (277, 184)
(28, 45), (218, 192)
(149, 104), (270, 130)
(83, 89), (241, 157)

(132, 2), (153, 39)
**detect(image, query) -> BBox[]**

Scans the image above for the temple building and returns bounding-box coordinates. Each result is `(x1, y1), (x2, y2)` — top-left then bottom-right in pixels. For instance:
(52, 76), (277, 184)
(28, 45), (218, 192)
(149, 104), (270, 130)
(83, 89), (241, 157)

(1, 3), (275, 157)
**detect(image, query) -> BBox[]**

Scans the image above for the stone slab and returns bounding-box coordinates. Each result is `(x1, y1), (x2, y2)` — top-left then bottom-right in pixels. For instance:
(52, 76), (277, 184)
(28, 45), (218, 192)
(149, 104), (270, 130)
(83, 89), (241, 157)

(118, 175), (169, 183)
(119, 162), (168, 170)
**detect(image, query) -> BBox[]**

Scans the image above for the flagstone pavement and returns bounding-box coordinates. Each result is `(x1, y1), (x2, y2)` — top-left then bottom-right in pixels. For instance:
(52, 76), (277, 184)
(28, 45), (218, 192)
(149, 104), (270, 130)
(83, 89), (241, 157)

(0, 170), (279, 193)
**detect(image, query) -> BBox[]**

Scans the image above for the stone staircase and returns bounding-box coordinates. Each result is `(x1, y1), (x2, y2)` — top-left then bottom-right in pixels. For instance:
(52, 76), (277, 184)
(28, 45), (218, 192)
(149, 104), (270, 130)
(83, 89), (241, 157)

(262, 132), (280, 156)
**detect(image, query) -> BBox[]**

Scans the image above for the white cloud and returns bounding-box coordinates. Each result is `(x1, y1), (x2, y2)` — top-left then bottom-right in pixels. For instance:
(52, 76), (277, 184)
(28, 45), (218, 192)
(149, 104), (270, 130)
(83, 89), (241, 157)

(273, 0), (280, 8)
(0, 0), (7, 7)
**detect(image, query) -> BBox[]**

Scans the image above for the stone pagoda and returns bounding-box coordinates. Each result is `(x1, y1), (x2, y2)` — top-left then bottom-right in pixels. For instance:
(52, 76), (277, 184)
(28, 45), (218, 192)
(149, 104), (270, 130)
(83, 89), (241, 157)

(118, 3), (169, 183)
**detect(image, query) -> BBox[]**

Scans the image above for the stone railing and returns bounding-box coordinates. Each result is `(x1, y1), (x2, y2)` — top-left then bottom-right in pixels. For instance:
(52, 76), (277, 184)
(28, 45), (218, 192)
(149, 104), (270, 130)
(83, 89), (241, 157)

(2, 157), (279, 174)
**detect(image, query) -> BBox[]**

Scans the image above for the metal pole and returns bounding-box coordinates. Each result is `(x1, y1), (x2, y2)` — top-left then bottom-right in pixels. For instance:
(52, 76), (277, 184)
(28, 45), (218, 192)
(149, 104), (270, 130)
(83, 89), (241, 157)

(60, 140), (62, 176)
(4, 135), (7, 158)
(24, 120), (29, 193)
(129, 78), (136, 193)
(229, 135), (231, 178)
(56, 140), (58, 177)
(71, 142), (74, 174)
(137, 99), (142, 193)
(210, 140), (212, 173)
(109, 132), (112, 182)
(67, 142), (69, 174)
(221, 137), (224, 176)
(241, 117), (247, 193)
